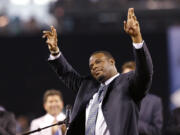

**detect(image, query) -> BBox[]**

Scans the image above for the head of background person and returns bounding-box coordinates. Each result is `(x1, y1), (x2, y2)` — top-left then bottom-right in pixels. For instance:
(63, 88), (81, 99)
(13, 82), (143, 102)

(89, 51), (118, 83)
(43, 89), (64, 117)
(121, 61), (136, 73)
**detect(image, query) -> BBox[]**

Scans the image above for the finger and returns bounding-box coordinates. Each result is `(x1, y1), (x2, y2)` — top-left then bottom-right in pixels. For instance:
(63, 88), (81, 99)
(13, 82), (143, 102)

(128, 8), (133, 20)
(124, 20), (131, 33)
(124, 21), (127, 31)
(129, 28), (134, 35)
(128, 8), (135, 20)
(132, 15), (137, 21)
(43, 31), (52, 35)
(50, 26), (54, 33)
(54, 28), (57, 37)
(132, 21), (139, 28)
(130, 8), (134, 16)
(46, 40), (53, 47)
(46, 39), (56, 47)
(42, 33), (50, 39)
(135, 21), (139, 27)
(42, 34), (48, 39)
(50, 26), (57, 38)
(42, 33), (48, 38)
(48, 44), (52, 50)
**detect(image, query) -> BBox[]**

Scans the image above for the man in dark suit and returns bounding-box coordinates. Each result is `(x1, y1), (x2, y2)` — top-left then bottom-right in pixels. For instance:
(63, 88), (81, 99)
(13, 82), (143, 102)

(42, 8), (153, 135)
(0, 106), (16, 135)
(122, 61), (163, 135)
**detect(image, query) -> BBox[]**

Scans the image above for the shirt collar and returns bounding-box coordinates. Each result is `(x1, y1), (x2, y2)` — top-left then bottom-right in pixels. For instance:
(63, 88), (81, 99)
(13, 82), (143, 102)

(45, 112), (66, 123)
(102, 73), (120, 86)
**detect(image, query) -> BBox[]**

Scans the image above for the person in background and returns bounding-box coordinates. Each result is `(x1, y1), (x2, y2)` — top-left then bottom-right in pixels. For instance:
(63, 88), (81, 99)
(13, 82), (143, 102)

(122, 61), (163, 135)
(0, 105), (16, 135)
(16, 115), (30, 134)
(30, 89), (66, 135)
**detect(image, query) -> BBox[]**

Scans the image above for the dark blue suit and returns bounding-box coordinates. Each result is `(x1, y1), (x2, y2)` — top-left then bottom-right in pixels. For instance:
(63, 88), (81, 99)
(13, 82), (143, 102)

(48, 43), (153, 135)
(138, 94), (163, 135)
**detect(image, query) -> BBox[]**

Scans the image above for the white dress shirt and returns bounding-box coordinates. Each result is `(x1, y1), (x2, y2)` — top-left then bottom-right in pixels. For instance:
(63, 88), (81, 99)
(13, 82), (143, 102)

(30, 113), (66, 135)
(86, 73), (120, 135)
(48, 42), (144, 135)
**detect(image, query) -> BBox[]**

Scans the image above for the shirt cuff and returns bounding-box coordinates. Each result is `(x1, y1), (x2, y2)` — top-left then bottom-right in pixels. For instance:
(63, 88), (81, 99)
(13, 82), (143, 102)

(133, 41), (144, 49)
(48, 52), (61, 60)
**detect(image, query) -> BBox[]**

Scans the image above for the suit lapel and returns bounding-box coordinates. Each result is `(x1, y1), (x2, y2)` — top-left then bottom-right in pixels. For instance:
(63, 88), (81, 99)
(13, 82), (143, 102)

(102, 75), (122, 105)
(70, 81), (99, 123)
(82, 86), (99, 108)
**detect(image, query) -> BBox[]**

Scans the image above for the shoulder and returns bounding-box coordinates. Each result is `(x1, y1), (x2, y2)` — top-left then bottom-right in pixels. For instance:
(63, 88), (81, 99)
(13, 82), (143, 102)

(31, 115), (46, 125)
(0, 111), (15, 119)
(120, 71), (135, 82)
(147, 94), (161, 101)
(143, 94), (162, 105)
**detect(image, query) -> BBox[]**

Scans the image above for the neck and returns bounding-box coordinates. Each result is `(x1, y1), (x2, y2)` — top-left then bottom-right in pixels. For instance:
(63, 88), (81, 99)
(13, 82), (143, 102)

(102, 71), (118, 83)
(50, 112), (60, 117)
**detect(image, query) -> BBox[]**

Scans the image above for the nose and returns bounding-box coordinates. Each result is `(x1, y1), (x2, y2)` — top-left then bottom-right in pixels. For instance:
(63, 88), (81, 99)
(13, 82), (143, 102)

(92, 64), (98, 71)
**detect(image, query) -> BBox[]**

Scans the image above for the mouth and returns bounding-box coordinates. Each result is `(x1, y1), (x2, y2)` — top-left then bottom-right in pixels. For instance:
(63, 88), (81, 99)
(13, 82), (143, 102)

(95, 70), (102, 76)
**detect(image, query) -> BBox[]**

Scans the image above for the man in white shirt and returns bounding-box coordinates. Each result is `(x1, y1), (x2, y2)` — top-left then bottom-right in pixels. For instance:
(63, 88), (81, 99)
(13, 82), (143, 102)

(30, 89), (66, 135)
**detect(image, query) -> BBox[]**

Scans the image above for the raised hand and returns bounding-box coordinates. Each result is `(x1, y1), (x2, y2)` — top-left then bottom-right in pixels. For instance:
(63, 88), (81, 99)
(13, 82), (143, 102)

(42, 26), (60, 55)
(124, 8), (143, 43)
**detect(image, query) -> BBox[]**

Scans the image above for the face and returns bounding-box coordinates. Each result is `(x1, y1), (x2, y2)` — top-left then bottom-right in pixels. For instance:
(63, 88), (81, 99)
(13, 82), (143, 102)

(89, 53), (116, 82)
(44, 95), (64, 116)
(122, 68), (133, 73)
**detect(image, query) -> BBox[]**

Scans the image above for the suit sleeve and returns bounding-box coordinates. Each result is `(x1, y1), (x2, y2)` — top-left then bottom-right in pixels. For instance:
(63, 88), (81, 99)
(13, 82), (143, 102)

(129, 42), (153, 101)
(138, 98), (163, 135)
(48, 54), (83, 93)
(0, 112), (16, 135)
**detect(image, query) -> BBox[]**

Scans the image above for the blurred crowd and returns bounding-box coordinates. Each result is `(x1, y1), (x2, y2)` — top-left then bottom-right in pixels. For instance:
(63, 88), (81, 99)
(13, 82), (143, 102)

(0, 0), (180, 35)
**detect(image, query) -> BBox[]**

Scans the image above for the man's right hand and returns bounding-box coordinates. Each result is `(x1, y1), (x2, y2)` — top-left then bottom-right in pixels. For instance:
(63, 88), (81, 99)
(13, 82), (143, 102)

(42, 26), (60, 56)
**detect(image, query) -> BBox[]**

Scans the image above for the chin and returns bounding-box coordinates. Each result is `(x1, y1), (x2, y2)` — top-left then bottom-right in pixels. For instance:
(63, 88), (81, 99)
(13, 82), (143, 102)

(97, 75), (105, 82)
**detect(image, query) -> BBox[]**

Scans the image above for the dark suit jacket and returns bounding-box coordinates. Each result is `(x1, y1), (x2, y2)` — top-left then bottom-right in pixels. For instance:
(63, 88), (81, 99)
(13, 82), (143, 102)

(0, 111), (16, 135)
(166, 108), (180, 135)
(48, 43), (153, 135)
(138, 94), (163, 135)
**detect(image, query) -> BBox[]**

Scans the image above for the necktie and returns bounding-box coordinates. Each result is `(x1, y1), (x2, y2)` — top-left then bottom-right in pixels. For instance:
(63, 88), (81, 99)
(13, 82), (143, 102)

(85, 85), (106, 135)
(54, 131), (59, 135)
(52, 118), (60, 135)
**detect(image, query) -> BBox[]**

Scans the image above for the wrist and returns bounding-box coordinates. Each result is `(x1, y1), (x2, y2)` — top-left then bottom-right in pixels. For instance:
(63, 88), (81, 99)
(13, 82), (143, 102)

(131, 33), (143, 43)
(50, 47), (60, 56)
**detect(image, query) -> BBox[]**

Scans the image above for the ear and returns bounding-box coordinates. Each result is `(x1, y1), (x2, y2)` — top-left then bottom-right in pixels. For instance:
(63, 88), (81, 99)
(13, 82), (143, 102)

(109, 58), (115, 65)
(43, 103), (47, 111)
